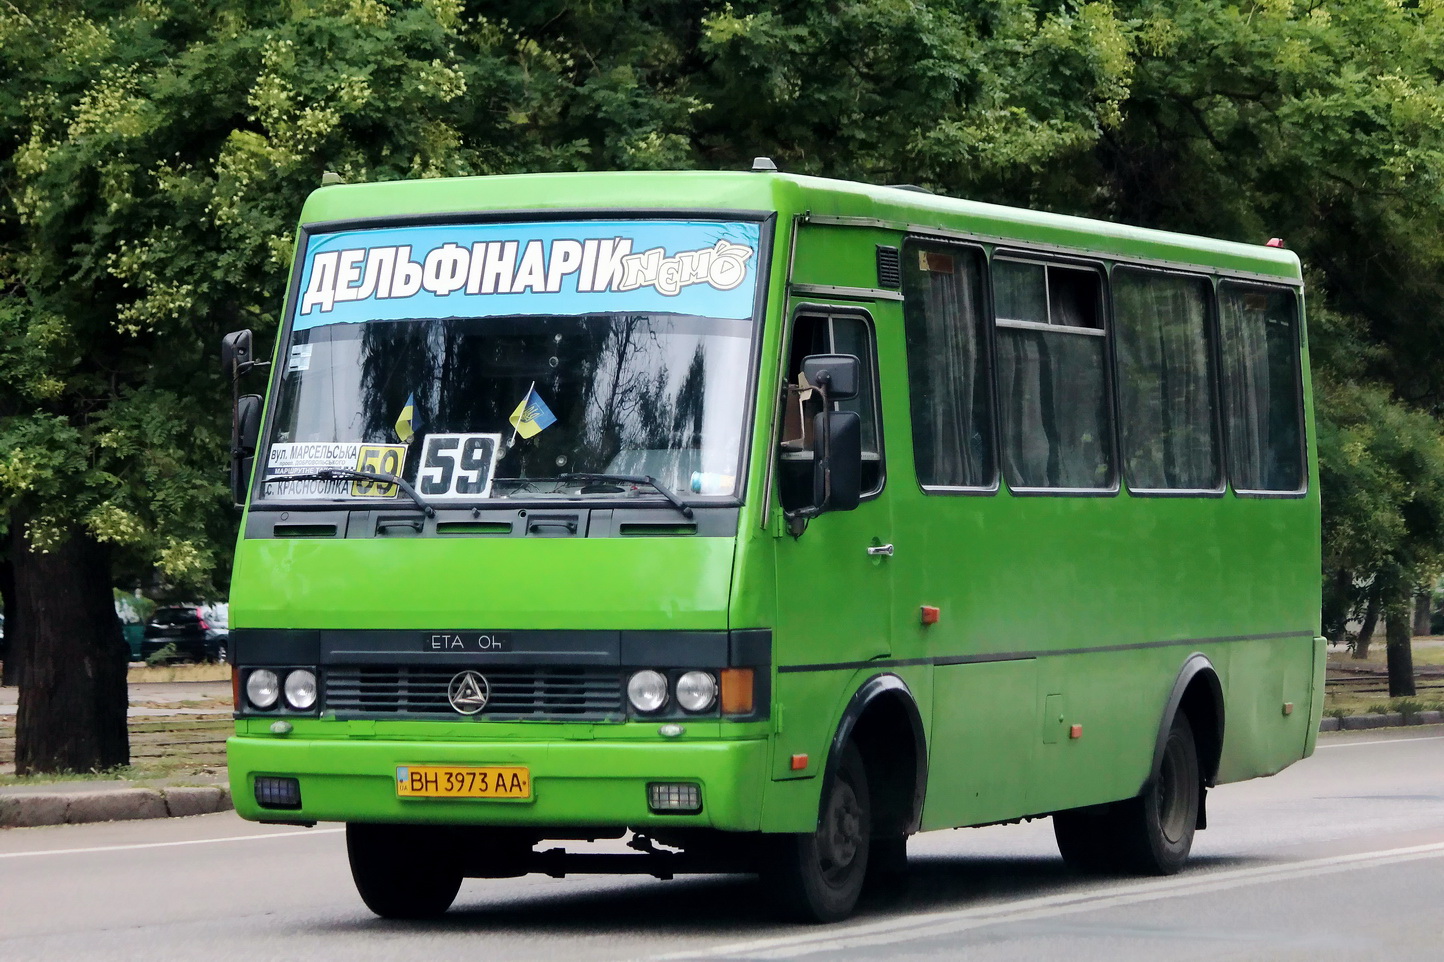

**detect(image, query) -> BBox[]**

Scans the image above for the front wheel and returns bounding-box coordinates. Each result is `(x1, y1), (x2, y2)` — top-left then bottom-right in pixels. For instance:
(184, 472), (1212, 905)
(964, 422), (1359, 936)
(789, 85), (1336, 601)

(764, 742), (871, 923)
(347, 823), (463, 919)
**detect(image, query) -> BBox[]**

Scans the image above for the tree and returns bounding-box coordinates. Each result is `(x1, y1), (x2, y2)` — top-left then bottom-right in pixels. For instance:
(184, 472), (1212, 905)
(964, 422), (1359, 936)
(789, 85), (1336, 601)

(0, 0), (588, 772)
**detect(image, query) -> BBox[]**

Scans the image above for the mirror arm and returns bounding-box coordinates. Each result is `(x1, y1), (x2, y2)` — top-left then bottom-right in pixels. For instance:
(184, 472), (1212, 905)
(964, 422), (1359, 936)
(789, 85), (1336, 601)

(814, 376), (833, 510)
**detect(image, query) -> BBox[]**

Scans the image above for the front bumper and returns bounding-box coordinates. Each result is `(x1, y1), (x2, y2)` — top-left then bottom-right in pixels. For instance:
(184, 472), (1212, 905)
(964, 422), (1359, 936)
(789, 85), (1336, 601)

(227, 733), (770, 831)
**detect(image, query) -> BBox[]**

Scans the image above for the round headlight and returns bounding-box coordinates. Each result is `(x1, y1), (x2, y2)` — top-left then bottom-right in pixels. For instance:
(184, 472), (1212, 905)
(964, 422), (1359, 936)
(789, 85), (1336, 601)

(246, 669), (280, 710)
(284, 669), (318, 711)
(627, 670), (669, 713)
(675, 671), (718, 712)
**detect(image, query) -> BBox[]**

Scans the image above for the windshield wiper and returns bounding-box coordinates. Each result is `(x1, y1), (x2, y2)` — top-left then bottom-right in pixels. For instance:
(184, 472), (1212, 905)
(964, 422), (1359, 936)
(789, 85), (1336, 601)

(557, 473), (694, 519)
(259, 469), (436, 517)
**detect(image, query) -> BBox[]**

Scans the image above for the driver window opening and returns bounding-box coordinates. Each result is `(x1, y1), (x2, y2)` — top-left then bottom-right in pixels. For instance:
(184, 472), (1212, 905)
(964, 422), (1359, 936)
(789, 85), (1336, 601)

(777, 313), (883, 511)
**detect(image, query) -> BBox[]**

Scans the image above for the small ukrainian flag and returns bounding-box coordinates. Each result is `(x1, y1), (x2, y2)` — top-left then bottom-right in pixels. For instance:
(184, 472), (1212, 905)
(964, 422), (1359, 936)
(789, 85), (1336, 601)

(394, 392), (417, 443)
(509, 384), (558, 440)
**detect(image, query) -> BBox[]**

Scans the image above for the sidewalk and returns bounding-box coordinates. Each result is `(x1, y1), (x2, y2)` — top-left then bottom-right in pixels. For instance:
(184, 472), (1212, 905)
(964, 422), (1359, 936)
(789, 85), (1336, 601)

(1, 680), (233, 828)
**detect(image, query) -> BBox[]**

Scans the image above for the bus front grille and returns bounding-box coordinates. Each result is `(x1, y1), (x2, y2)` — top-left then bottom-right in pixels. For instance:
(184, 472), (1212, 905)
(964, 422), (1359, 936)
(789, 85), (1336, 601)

(324, 665), (624, 720)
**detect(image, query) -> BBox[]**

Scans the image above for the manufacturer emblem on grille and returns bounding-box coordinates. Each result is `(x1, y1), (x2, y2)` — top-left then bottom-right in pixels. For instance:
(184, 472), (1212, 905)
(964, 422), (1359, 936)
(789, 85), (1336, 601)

(447, 670), (490, 715)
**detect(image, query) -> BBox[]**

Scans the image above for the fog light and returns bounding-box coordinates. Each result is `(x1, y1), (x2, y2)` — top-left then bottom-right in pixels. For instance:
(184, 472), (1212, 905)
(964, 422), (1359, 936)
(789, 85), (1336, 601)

(254, 776), (301, 809)
(246, 669), (280, 710)
(283, 669), (317, 710)
(647, 782), (702, 813)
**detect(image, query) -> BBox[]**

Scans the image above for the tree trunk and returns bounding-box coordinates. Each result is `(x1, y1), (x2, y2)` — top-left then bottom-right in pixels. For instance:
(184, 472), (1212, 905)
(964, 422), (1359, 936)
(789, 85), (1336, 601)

(0, 555), (19, 687)
(1354, 589), (1380, 659)
(1413, 588), (1434, 637)
(1322, 567), (1352, 644)
(13, 518), (129, 774)
(1385, 605), (1417, 698)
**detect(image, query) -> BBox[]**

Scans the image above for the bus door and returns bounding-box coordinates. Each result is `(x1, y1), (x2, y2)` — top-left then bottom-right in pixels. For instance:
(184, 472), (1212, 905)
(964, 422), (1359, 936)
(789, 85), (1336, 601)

(770, 307), (893, 777)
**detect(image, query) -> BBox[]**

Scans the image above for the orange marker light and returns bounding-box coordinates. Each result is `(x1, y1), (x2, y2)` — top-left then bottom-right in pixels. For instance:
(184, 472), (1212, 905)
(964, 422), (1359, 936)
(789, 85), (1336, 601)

(720, 668), (754, 715)
(1069, 724), (1083, 740)
(231, 667), (242, 711)
(791, 754), (809, 771)
(919, 605), (941, 626)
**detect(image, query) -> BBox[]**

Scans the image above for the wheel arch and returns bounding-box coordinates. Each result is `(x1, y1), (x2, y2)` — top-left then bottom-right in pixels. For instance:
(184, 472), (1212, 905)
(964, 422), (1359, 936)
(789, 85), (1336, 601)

(823, 673), (928, 836)
(1147, 653), (1225, 794)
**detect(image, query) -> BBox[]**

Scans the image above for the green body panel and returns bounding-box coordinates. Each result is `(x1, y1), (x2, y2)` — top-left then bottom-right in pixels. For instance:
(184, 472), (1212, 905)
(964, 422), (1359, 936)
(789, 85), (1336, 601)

(230, 536), (736, 630)
(228, 731), (768, 830)
(229, 169), (1321, 840)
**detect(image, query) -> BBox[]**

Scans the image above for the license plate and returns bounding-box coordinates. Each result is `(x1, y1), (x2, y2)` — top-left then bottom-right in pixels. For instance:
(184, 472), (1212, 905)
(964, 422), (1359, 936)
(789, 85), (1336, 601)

(395, 765), (530, 799)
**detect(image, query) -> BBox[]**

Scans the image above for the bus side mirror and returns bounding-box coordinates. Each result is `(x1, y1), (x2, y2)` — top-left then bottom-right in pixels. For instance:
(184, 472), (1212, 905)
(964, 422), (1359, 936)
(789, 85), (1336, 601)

(221, 329), (254, 380)
(800, 354), (860, 401)
(812, 409), (862, 513)
(231, 394), (262, 507)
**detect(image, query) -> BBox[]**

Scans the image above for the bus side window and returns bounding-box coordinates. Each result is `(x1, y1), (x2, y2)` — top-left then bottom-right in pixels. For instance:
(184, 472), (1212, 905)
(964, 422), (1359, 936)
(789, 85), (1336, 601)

(1217, 282), (1305, 493)
(1113, 268), (1221, 492)
(992, 257), (1115, 491)
(900, 242), (995, 489)
(778, 313), (883, 511)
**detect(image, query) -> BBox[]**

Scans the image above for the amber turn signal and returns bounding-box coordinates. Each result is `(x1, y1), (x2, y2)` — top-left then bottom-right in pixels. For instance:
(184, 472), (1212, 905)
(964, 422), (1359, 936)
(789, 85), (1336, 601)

(720, 668), (754, 714)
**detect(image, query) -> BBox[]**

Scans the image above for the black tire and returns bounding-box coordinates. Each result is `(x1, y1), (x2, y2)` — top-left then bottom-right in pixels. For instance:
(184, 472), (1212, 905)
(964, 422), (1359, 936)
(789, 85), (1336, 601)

(1112, 712), (1200, 875)
(347, 823), (463, 919)
(1052, 805), (1119, 874)
(764, 742), (871, 923)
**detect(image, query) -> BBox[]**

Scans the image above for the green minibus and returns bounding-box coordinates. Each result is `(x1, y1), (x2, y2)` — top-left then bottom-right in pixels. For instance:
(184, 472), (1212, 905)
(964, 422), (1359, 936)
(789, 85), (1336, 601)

(224, 165), (1322, 922)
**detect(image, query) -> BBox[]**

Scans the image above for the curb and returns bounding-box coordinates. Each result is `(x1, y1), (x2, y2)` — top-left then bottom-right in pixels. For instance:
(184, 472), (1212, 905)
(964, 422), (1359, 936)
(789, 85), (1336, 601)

(1316, 710), (1443, 732)
(0, 785), (231, 829)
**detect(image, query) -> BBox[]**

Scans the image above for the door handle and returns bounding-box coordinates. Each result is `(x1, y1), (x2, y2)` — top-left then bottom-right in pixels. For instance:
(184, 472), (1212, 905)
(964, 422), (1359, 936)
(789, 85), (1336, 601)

(866, 543), (894, 557)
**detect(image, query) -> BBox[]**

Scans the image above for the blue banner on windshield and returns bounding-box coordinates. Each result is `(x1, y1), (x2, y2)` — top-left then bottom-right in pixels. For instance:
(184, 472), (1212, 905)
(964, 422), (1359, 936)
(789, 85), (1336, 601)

(292, 219), (762, 331)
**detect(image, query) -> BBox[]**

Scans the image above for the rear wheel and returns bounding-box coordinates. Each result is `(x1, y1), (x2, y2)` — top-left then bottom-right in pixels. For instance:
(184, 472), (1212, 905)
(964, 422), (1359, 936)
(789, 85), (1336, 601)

(1052, 806), (1118, 873)
(346, 823), (463, 919)
(764, 742), (871, 923)
(1113, 713), (1200, 875)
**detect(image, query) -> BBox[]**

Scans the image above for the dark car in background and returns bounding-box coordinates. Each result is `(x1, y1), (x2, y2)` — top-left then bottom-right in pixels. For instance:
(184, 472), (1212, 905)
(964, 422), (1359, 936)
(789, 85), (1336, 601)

(140, 606), (228, 663)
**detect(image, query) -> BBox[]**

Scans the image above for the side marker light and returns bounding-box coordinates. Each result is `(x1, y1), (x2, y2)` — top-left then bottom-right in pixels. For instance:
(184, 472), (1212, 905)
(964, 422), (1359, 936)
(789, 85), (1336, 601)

(790, 753), (809, 771)
(920, 605), (941, 626)
(1282, 702), (1295, 716)
(1069, 724), (1083, 740)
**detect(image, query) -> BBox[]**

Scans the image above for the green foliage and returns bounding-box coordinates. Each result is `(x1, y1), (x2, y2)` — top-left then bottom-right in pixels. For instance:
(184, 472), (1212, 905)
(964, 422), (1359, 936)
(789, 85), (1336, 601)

(144, 641), (177, 666)
(697, 1), (1133, 187)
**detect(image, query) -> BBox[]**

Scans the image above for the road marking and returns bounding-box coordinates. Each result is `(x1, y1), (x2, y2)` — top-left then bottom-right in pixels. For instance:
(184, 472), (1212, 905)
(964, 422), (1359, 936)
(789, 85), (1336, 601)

(0, 827), (343, 860)
(1318, 734), (1444, 749)
(659, 841), (1444, 960)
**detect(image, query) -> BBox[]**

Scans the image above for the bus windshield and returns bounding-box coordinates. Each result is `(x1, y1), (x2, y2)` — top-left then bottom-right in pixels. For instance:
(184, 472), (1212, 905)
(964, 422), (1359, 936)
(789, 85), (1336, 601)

(258, 218), (763, 506)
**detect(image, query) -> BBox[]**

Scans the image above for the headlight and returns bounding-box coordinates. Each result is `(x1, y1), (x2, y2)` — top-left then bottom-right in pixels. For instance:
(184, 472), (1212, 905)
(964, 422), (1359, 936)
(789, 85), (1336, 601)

(675, 671), (718, 712)
(246, 669), (280, 710)
(627, 670), (668, 712)
(283, 669), (318, 710)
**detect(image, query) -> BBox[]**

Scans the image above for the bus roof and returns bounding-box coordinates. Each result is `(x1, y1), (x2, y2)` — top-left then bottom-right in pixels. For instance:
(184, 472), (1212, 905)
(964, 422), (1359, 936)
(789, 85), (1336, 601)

(298, 169), (1302, 282)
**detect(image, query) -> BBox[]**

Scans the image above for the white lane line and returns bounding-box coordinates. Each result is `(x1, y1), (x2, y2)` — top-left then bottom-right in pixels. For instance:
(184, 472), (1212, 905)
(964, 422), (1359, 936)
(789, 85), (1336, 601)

(0, 827), (343, 860)
(1318, 734), (1444, 749)
(660, 841), (1444, 960)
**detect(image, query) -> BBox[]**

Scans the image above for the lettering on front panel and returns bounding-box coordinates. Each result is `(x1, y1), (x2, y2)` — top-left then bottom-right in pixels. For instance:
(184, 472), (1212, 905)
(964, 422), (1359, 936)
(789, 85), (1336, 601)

(423, 633), (510, 652)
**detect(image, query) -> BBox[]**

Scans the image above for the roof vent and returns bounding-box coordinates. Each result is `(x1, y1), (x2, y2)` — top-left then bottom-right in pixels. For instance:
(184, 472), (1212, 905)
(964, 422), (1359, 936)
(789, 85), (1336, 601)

(751, 157), (779, 172)
(887, 184), (934, 194)
(876, 246), (902, 289)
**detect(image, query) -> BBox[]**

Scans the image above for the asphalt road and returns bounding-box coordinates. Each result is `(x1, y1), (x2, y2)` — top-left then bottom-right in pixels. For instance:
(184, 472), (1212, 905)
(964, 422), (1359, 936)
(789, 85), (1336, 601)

(2, 727), (1442, 962)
